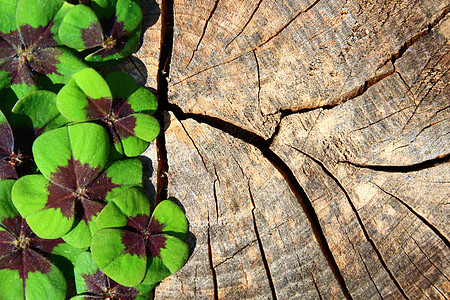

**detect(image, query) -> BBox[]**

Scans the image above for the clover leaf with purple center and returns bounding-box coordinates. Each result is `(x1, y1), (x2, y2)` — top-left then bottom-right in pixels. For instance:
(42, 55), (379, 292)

(72, 251), (152, 300)
(0, 179), (85, 299)
(58, 0), (142, 62)
(11, 122), (143, 248)
(0, 110), (27, 180)
(0, 0), (88, 99)
(57, 68), (159, 157)
(90, 187), (189, 287)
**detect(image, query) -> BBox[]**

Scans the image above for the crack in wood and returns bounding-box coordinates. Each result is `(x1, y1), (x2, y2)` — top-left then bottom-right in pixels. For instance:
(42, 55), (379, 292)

(340, 153), (450, 173)
(373, 183), (450, 249)
(185, 0), (221, 69)
(168, 103), (353, 299)
(400, 243), (448, 299)
(309, 270), (324, 300)
(213, 239), (257, 269)
(207, 214), (219, 300)
(290, 146), (409, 299)
(410, 235), (450, 283)
(155, 0), (174, 205)
(335, 214), (384, 299)
(256, 0), (321, 50)
(212, 165), (220, 222)
(247, 183), (278, 300)
(384, 3), (450, 67)
(225, 0), (263, 48)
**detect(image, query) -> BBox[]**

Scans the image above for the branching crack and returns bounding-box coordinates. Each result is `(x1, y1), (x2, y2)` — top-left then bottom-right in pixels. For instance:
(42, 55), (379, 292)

(290, 146), (409, 299)
(373, 183), (450, 249)
(214, 239), (257, 269)
(168, 103), (353, 299)
(185, 0), (221, 69)
(226, 0), (263, 48)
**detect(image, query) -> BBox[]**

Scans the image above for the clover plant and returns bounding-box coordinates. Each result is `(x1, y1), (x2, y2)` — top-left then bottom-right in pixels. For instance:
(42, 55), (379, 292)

(58, 0), (142, 62)
(92, 188), (189, 287)
(11, 122), (143, 247)
(0, 0), (87, 98)
(0, 179), (85, 300)
(0, 0), (190, 297)
(57, 68), (160, 157)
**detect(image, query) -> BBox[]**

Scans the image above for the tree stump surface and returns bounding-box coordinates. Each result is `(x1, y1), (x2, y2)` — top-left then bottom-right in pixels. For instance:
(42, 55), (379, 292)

(131, 0), (450, 299)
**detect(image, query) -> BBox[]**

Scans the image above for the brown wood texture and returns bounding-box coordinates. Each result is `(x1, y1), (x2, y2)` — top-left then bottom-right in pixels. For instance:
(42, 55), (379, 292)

(132, 0), (450, 298)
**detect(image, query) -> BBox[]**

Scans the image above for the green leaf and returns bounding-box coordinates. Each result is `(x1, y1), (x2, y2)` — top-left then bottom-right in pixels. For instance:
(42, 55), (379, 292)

(102, 158), (143, 200)
(127, 87), (158, 114)
(32, 123), (109, 177)
(90, 0), (116, 20)
(0, 180), (16, 221)
(12, 90), (69, 136)
(104, 71), (138, 99)
(96, 186), (150, 230)
(0, 0), (18, 34)
(57, 68), (112, 121)
(45, 48), (88, 85)
(151, 200), (188, 241)
(115, 0), (142, 34)
(16, 0), (63, 29)
(58, 4), (103, 50)
(91, 228), (147, 287)
(12, 175), (75, 239)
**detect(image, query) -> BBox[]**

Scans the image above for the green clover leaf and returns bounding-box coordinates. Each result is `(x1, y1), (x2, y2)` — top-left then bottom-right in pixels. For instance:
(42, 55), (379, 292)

(12, 90), (69, 136)
(58, 0), (142, 62)
(11, 123), (143, 247)
(0, 0), (88, 98)
(91, 188), (189, 287)
(57, 68), (159, 157)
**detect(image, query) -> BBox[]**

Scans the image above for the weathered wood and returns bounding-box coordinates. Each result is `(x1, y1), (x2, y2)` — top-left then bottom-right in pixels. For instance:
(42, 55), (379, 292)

(134, 0), (450, 298)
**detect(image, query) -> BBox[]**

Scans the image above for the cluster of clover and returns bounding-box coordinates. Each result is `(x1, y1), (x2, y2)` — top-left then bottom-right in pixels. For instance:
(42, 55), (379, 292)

(0, 0), (190, 299)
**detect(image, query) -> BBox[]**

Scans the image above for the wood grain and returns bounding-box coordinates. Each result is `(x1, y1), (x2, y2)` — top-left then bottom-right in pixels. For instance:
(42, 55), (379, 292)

(133, 0), (450, 298)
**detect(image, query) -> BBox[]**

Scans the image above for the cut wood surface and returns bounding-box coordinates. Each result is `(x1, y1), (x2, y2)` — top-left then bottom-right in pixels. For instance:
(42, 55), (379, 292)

(128, 0), (450, 298)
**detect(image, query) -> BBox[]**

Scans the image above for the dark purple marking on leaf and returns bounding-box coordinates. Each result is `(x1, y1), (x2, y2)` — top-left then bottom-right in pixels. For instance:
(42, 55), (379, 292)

(110, 20), (128, 41)
(146, 234), (166, 259)
(112, 98), (134, 118)
(0, 217), (63, 279)
(82, 268), (140, 299)
(46, 157), (119, 221)
(85, 171), (120, 201)
(148, 216), (165, 235)
(90, 19), (130, 58)
(145, 217), (167, 259)
(0, 160), (17, 180)
(0, 22), (62, 86)
(46, 182), (76, 218)
(0, 36), (16, 60)
(80, 198), (105, 222)
(49, 158), (101, 189)
(81, 22), (103, 48)
(1, 216), (22, 236)
(126, 214), (148, 232)
(85, 96), (112, 119)
(0, 121), (20, 180)
(121, 217), (167, 259)
(114, 115), (137, 139)
(121, 230), (146, 257)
